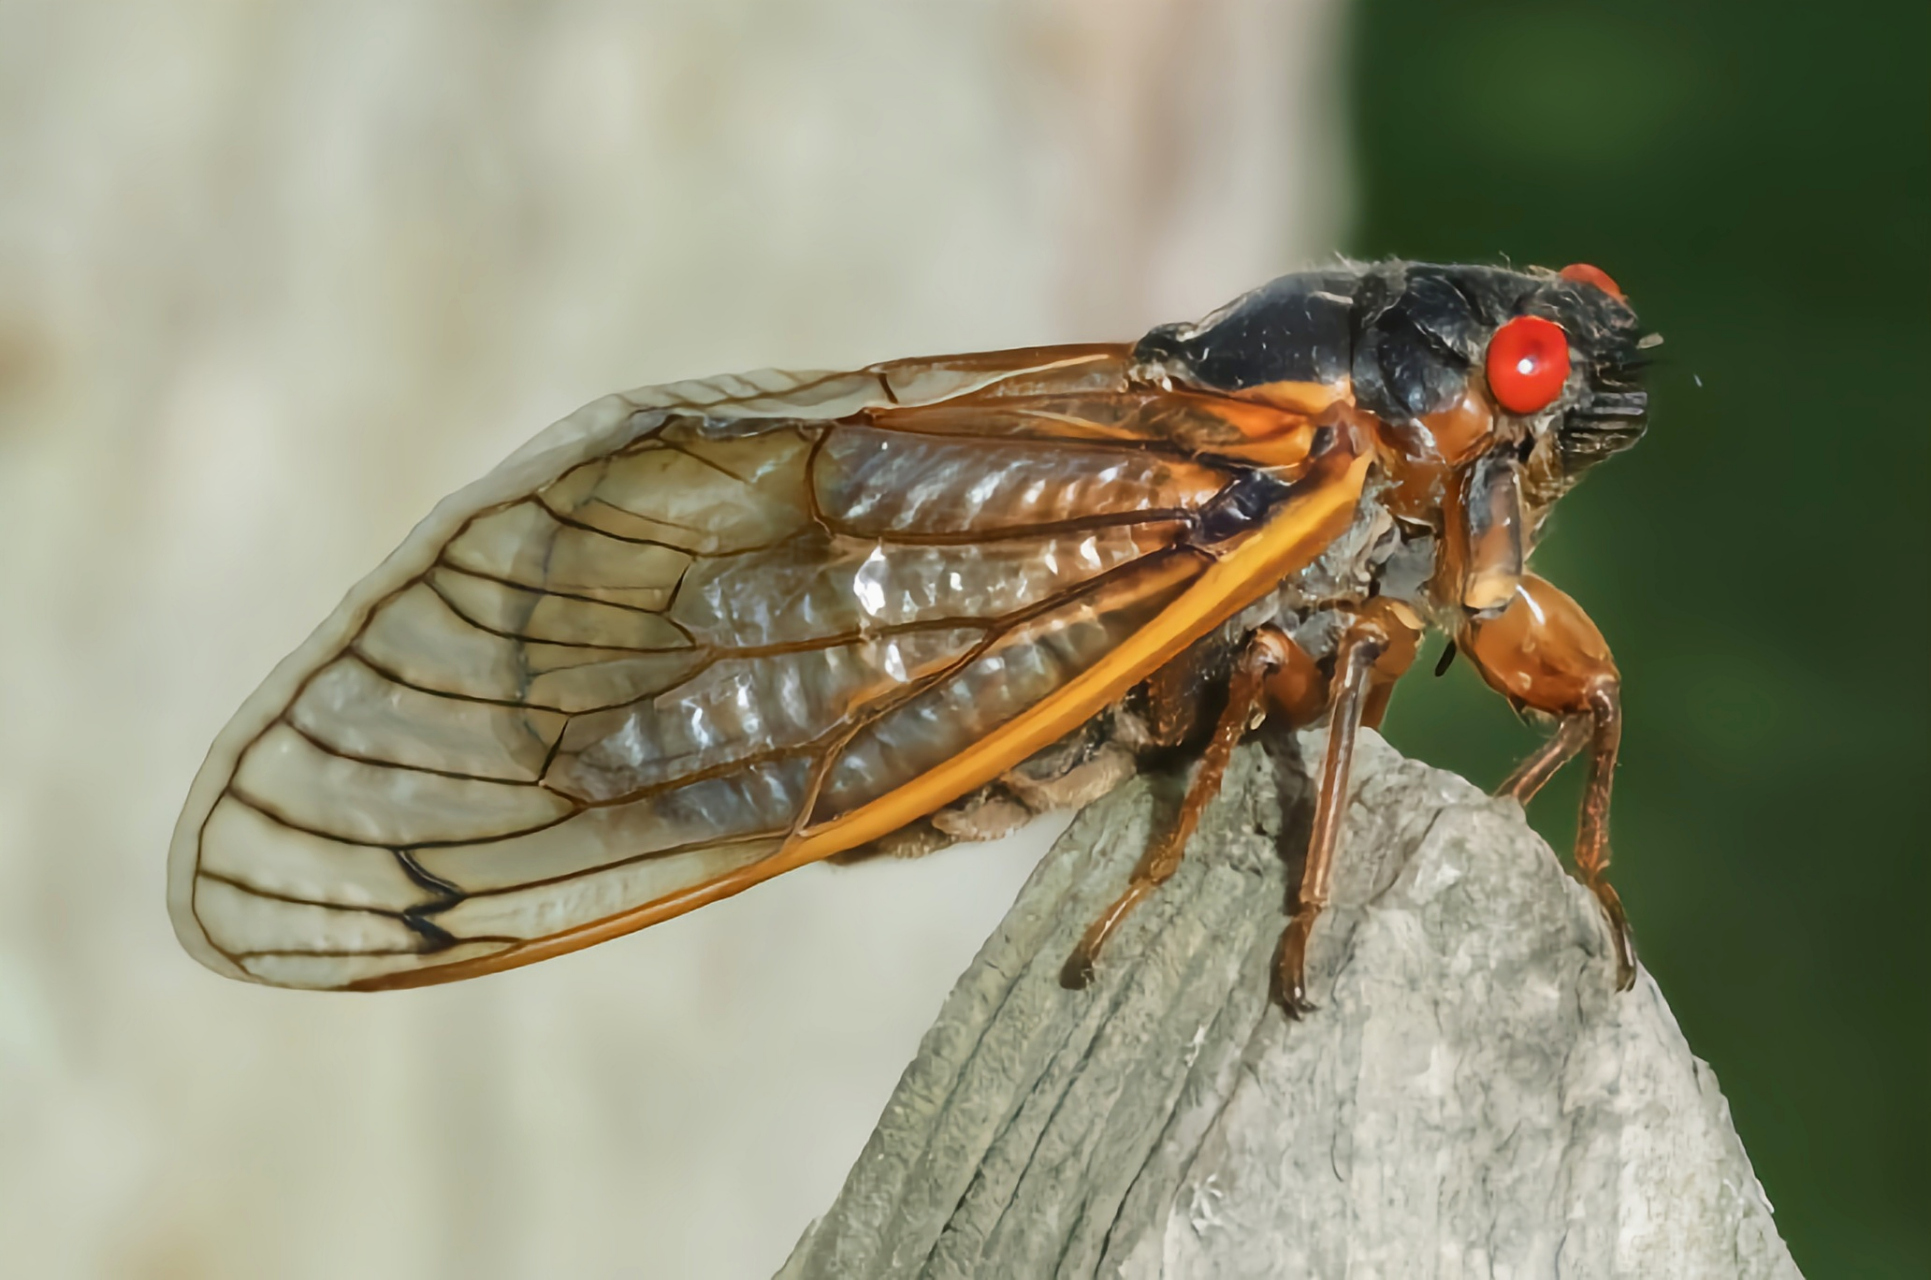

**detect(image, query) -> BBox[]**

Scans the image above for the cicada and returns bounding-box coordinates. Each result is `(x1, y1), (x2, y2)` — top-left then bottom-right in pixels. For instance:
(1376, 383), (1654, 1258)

(168, 260), (1651, 1011)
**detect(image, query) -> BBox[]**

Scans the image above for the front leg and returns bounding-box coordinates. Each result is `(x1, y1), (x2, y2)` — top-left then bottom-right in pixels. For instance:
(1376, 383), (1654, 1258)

(1462, 574), (1634, 989)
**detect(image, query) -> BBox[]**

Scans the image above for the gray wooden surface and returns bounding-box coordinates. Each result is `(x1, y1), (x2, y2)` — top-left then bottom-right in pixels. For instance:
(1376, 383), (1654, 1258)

(777, 729), (1801, 1279)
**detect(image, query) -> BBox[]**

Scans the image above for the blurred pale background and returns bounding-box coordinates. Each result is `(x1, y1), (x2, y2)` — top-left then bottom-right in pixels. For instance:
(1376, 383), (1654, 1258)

(0, 4), (1346, 1276)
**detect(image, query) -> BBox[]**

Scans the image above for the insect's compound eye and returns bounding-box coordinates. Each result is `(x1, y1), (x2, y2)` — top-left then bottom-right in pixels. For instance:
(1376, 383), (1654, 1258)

(1485, 315), (1571, 415)
(1559, 262), (1625, 300)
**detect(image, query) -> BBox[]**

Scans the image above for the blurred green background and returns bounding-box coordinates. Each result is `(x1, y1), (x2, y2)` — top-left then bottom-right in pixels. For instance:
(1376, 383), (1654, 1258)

(1353, 2), (1928, 1273)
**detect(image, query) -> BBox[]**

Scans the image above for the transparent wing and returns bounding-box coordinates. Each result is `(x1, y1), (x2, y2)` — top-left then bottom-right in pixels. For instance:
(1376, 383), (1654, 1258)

(169, 346), (1362, 990)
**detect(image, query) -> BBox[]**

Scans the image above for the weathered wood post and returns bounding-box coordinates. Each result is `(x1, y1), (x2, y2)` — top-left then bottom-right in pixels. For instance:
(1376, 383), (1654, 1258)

(777, 730), (1800, 1279)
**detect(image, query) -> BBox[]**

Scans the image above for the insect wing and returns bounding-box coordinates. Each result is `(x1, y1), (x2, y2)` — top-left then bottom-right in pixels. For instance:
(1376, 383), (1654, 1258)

(168, 346), (1367, 990)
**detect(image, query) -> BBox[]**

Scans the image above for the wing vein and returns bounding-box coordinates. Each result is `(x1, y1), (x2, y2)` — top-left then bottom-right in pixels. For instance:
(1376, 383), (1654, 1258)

(532, 494), (723, 549)
(453, 833), (792, 900)
(232, 942), (523, 959)
(660, 439), (755, 484)
(197, 868), (420, 919)
(278, 715), (550, 786)
(222, 785), (580, 850)
(818, 510), (1198, 547)
(429, 556), (691, 621)
(344, 645), (577, 715)
(421, 573), (690, 656)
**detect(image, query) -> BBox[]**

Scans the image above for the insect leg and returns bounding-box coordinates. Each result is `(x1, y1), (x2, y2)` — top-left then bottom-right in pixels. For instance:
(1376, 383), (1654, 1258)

(1574, 680), (1630, 987)
(1359, 600), (1423, 730)
(1060, 626), (1293, 989)
(1274, 611), (1391, 1017)
(1462, 574), (1634, 990)
(1260, 628), (1327, 728)
(1494, 712), (1592, 804)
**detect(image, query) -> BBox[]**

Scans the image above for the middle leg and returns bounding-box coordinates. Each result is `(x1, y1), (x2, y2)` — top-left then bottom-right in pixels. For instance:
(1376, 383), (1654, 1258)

(1060, 625), (1293, 989)
(1273, 602), (1419, 1015)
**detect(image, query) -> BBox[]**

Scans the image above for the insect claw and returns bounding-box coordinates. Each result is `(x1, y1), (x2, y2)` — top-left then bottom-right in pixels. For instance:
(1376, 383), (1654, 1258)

(1274, 968), (1319, 1020)
(1273, 911), (1322, 1018)
(1588, 878), (1637, 991)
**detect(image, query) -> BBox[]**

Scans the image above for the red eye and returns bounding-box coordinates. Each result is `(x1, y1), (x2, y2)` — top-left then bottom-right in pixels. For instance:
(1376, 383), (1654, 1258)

(1485, 315), (1571, 414)
(1559, 262), (1625, 300)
